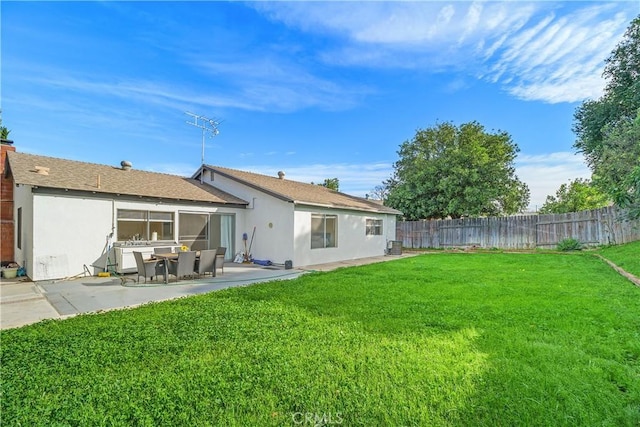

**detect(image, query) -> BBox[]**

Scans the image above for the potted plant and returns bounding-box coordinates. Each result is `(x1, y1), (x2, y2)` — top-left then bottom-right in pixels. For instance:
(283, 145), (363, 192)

(2, 263), (20, 279)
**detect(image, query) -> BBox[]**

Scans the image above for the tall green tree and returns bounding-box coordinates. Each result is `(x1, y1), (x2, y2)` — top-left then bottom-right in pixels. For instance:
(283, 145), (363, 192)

(573, 15), (640, 218)
(385, 121), (530, 220)
(539, 178), (610, 214)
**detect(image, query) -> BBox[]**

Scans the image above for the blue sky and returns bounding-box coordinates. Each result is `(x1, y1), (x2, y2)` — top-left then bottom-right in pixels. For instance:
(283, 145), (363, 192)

(2, 1), (638, 210)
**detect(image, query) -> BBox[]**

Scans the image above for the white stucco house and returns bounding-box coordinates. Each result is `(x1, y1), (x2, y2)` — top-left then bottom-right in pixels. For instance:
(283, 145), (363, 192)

(4, 151), (401, 281)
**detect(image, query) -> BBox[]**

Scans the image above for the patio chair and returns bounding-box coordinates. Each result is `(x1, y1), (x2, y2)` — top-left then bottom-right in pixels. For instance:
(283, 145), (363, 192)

(153, 247), (173, 271)
(154, 247), (173, 254)
(133, 251), (164, 283)
(215, 247), (227, 275)
(167, 251), (197, 282)
(195, 249), (216, 278)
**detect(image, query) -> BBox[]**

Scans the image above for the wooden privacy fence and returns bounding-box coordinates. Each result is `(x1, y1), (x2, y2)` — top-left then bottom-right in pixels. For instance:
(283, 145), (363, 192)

(396, 206), (640, 250)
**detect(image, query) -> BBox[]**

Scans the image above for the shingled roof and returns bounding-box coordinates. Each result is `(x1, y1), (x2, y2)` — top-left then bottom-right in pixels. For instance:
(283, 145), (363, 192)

(202, 165), (402, 215)
(5, 152), (248, 206)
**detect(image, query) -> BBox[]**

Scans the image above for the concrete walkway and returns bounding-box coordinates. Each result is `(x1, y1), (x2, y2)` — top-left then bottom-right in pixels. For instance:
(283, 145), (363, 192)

(1, 254), (415, 330)
(0, 282), (60, 329)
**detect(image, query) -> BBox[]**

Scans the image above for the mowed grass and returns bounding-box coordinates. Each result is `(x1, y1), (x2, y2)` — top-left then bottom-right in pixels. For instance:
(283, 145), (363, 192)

(597, 240), (640, 277)
(2, 252), (640, 426)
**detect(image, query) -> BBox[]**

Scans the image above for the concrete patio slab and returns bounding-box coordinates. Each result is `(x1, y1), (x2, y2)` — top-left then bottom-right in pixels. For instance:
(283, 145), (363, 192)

(1, 263), (305, 330)
(1, 254), (418, 330)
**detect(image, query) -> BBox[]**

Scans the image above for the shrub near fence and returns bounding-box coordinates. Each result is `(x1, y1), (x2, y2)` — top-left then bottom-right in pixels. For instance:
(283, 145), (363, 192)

(396, 206), (640, 250)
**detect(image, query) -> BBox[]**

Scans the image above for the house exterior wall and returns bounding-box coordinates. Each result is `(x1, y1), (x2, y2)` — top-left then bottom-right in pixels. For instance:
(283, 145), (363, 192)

(202, 170), (296, 264)
(203, 169), (399, 267)
(385, 213), (398, 247)
(243, 195), (295, 264)
(31, 193), (112, 281)
(20, 190), (247, 281)
(292, 206), (396, 267)
(12, 183), (33, 273)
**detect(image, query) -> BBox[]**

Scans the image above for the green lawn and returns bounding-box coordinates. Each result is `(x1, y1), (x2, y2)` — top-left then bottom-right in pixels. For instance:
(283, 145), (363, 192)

(597, 240), (640, 277)
(2, 252), (639, 426)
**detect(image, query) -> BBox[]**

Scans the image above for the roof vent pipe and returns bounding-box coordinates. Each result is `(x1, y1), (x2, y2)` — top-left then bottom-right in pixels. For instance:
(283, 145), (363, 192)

(277, 171), (285, 180)
(121, 160), (132, 171)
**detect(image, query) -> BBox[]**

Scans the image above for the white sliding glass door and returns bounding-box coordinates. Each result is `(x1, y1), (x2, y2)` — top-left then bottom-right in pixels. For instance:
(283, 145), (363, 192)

(209, 214), (235, 260)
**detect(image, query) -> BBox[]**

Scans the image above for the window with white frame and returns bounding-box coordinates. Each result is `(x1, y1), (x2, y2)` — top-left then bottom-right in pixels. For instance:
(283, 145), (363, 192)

(117, 209), (174, 241)
(311, 214), (337, 249)
(366, 218), (383, 236)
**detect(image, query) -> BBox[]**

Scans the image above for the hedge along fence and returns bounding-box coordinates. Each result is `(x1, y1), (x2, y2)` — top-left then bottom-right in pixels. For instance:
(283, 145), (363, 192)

(396, 206), (640, 250)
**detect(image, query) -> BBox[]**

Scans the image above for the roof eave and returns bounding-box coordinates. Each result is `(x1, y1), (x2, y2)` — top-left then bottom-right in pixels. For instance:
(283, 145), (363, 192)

(293, 200), (401, 215)
(28, 185), (249, 207)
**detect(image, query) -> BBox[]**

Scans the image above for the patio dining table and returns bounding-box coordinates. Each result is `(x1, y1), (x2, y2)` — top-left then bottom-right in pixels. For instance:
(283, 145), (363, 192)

(152, 251), (201, 284)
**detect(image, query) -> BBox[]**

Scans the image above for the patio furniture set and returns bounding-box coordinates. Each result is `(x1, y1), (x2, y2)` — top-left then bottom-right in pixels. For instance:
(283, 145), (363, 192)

(133, 247), (226, 284)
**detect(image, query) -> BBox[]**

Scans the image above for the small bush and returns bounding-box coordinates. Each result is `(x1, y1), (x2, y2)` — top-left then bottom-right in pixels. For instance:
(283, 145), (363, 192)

(557, 238), (583, 251)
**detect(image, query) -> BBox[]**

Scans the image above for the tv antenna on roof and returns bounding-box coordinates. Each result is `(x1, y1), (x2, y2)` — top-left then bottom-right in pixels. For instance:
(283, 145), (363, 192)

(185, 111), (221, 168)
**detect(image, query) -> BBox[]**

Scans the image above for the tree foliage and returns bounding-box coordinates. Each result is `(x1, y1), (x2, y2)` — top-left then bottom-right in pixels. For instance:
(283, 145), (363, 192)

(601, 113), (640, 219)
(385, 121), (530, 220)
(315, 178), (339, 191)
(0, 115), (10, 140)
(368, 184), (389, 201)
(539, 178), (610, 214)
(573, 15), (640, 219)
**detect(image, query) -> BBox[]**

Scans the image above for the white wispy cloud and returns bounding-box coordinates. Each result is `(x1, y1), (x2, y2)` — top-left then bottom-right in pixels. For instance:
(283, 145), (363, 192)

(257, 2), (636, 104)
(516, 151), (591, 210)
(486, 5), (632, 103)
(13, 71), (256, 112)
(11, 2), (633, 116)
(8, 55), (368, 116)
(191, 57), (371, 112)
(143, 162), (200, 178)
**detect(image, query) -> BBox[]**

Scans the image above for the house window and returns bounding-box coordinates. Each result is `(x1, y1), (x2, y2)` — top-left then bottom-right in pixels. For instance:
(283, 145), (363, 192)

(117, 209), (174, 241)
(17, 207), (22, 249)
(366, 219), (383, 236)
(311, 214), (337, 249)
(149, 212), (174, 241)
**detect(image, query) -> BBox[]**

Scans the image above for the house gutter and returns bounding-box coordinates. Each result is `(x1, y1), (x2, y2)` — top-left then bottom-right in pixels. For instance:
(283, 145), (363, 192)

(293, 200), (401, 215)
(29, 187), (248, 208)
